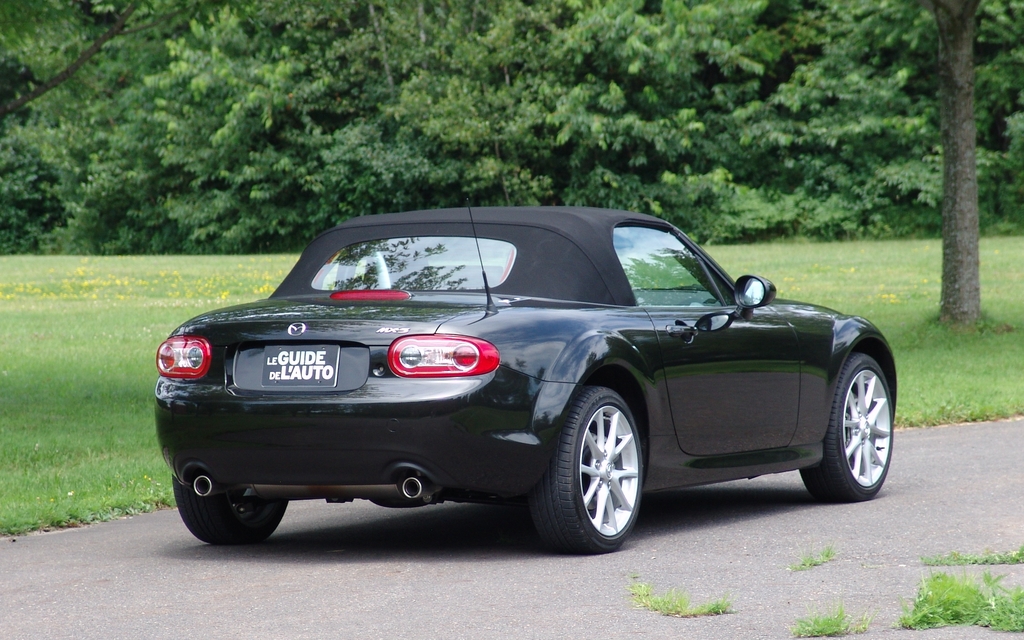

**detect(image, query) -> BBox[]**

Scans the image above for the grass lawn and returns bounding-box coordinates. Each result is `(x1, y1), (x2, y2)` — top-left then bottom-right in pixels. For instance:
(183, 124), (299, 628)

(0, 256), (296, 535)
(1, 238), (1022, 535)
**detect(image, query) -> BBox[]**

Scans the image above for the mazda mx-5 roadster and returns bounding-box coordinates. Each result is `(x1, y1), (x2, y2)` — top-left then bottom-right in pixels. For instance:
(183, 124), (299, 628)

(155, 206), (895, 553)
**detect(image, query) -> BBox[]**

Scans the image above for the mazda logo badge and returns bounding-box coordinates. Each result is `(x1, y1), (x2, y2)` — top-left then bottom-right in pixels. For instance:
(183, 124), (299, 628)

(287, 322), (307, 336)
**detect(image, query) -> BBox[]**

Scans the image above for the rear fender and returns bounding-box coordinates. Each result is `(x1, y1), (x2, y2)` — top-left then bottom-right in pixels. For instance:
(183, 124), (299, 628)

(519, 332), (658, 491)
(525, 329), (652, 447)
(545, 329), (656, 385)
(539, 330), (659, 438)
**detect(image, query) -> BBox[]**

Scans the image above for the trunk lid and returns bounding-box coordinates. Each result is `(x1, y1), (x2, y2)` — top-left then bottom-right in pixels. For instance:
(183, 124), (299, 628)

(176, 293), (486, 346)
(174, 293), (489, 393)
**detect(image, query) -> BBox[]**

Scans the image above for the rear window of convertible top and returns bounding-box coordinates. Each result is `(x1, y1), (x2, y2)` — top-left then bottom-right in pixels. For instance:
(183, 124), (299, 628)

(311, 236), (518, 292)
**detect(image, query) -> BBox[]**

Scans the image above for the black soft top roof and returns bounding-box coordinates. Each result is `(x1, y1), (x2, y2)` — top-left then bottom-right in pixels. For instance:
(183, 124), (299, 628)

(272, 206), (677, 306)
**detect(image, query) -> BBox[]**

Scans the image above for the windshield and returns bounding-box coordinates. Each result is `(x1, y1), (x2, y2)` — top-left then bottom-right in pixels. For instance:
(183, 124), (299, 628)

(311, 236), (517, 292)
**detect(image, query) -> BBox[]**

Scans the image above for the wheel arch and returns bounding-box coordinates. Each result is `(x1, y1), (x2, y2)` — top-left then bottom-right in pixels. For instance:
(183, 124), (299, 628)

(582, 364), (650, 449)
(848, 336), (897, 411)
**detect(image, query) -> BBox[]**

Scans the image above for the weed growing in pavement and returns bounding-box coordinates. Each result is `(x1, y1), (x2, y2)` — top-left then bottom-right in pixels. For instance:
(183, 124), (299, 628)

(922, 545), (1024, 566)
(791, 603), (871, 637)
(790, 544), (837, 571)
(899, 571), (1024, 631)
(627, 581), (732, 618)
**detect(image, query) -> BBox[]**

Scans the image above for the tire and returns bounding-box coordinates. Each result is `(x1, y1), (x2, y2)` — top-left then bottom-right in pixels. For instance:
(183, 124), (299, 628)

(172, 477), (287, 545)
(801, 353), (893, 502)
(529, 387), (643, 554)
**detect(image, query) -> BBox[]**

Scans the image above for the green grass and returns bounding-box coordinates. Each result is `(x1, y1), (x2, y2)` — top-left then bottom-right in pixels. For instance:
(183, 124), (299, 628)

(899, 571), (1024, 631)
(923, 545), (1024, 566)
(711, 237), (1024, 426)
(627, 581), (732, 617)
(791, 603), (871, 637)
(1, 237), (1022, 534)
(789, 544), (837, 571)
(0, 255), (296, 535)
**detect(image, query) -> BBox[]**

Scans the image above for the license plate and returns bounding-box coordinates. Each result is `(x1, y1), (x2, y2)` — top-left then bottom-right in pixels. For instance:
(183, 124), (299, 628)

(261, 345), (340, 388)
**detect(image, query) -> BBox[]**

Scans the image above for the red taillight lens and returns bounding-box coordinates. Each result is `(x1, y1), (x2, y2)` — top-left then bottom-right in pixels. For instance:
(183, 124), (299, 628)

(156, 336), (212, 379)
(330, 290), (411, 302)
(388, 335), (500, 378)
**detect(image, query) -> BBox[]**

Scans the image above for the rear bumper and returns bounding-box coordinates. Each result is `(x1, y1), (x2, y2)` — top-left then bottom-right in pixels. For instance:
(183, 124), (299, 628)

(155, 368), (561, 497)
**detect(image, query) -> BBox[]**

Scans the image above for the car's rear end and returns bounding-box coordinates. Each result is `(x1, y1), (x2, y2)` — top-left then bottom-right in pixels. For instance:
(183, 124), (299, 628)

(155, 293), (555, 506)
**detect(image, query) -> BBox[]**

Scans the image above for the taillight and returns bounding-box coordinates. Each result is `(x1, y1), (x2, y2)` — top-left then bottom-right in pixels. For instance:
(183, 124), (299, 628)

(156, 336), (212, 379)
(388, 335), (500, 378)
(330, 290), (411, 302)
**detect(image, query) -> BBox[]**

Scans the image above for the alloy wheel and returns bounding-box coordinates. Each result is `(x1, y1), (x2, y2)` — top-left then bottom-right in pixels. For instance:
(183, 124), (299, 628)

(578, 405), (640, 536)
(842, 370), (891, 487)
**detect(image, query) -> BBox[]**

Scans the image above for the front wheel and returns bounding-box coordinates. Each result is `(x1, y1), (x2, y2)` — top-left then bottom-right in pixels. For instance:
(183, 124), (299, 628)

(801, 353), (893, 502)
(529, 387), (643, 554)
(172, 477), (287, 545)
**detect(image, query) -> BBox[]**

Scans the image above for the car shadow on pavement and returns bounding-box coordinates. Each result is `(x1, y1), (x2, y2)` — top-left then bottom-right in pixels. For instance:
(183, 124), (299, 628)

(157, 477), (818, 563)
(159, 501), (546, 563)
(634, 480), (817, 538)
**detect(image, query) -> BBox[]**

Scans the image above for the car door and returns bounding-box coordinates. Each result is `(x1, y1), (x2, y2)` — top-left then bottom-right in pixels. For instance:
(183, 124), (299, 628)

(612, 226), (801, 456)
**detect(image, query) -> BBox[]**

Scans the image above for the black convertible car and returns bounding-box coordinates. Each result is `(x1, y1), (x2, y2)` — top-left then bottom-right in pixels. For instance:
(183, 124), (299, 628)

(155, 207), (895, 553)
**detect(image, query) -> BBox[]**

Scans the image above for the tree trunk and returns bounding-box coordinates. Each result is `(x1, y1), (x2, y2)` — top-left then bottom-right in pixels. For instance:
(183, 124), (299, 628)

(921, 0), (982, 324)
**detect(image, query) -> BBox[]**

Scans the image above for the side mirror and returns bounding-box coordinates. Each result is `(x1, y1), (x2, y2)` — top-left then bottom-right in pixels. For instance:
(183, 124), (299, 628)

(696, 312), (734, 332)
(734, 275), (777, 309)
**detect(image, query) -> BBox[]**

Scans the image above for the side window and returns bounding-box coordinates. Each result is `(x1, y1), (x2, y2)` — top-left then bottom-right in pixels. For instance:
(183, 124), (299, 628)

(613, 226), (723, 307)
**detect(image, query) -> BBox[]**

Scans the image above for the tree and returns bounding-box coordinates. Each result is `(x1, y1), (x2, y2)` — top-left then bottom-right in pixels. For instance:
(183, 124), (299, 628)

(0, 1), (208, 120)
(918, 0), (983, 324)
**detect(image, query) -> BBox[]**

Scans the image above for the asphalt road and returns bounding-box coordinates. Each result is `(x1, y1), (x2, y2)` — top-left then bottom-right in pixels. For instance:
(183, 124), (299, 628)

(3, 419), (1023, 639)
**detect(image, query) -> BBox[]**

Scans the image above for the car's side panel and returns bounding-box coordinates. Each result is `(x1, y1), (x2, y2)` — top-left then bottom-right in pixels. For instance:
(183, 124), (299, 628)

(643, 442), (824, 492)
(436, 304), (828, 493)
(775, 302), (838, 447)
(778, 302), (896, 447)
(648, 305), (802, 456)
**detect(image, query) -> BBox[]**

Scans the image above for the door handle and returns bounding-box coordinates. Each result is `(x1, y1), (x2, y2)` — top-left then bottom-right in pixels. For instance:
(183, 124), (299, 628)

(665, 323), (697, 343)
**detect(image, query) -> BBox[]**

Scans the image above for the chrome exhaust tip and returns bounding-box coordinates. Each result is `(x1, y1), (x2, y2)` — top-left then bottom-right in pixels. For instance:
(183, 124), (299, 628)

(400, 476), (424, 500)
(193, 475), (214, 497)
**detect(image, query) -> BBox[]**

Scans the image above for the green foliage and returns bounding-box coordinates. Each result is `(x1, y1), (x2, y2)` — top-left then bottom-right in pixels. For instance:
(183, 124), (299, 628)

(0, 130), (64, 253)
(2, 0), (1024, 253)
(923, 545), (1024, 567)
(789, 544), (837, 571)
(791, 603), (870, 637)
(899, 571), (1024, 632)
(627, 581), (732, 617)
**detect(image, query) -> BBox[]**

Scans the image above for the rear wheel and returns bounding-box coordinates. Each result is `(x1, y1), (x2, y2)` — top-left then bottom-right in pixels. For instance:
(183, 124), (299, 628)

(529, 387), (643, 554)
(801, 353), (893, 502)
(172, 477), (287, 544)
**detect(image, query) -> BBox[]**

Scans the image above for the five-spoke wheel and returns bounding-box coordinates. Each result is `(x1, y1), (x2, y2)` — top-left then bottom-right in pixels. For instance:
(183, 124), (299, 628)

(802, 353), (893, 502)
(529, 386), (643, 553)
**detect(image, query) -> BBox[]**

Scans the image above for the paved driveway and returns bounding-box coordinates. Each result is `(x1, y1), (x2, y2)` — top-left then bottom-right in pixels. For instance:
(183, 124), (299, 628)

(3, 419), (1023, 639)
